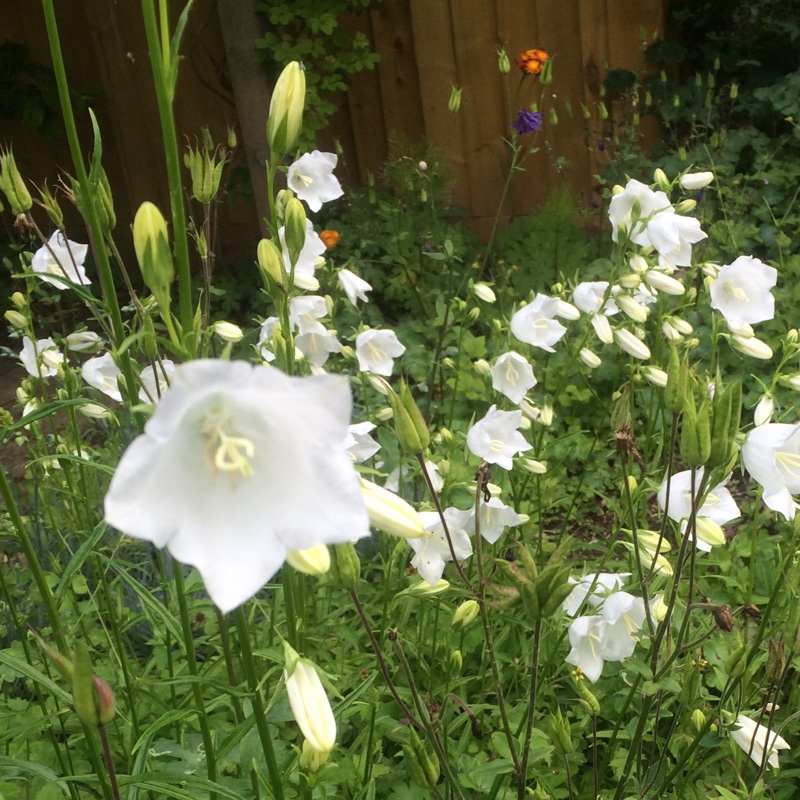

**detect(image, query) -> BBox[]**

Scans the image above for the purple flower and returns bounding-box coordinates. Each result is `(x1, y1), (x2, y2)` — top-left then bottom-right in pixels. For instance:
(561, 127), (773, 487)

(512, 108), (543, 135)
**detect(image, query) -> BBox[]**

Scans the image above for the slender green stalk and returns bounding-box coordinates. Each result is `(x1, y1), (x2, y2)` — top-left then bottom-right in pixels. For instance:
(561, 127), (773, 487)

(232, 608), (286, 800)
(170, 564), (218, 792)
(140, 0), (196, 354)
(518, 618), (543, 799)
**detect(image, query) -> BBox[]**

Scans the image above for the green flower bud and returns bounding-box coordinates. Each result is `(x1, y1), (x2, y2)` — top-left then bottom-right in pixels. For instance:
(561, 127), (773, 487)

(257, 238), (284, 285)
(267, 61), (305, 158)
(133, 202), (174, 302)
(497, 48), (511, 74)
(448, 85), (462, 113)
(691, 708), (706, 732)
(284, 198), (307, 269)
(73, 642), (100, 726)
(400, 381), (430, 450)
(452, 599), (480, 628)
(549, 708), (573, 756)
(0, 147), (32, 215)
(184, 142), (225, 204)
(4, 309), (26, 328)
(328, 542), (361, 589)
(449, 649), (463, 674)
(37, 183), (64, 228)
(96, 167), (116, 232)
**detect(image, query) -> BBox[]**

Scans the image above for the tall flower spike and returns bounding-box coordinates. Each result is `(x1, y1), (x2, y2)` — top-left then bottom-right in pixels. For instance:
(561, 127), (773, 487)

(104, 360), (370, 612)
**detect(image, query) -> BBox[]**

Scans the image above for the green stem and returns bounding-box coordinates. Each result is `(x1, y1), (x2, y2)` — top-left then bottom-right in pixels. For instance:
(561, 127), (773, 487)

(171, 564), (218, 792)
(140, 0), (196, 355)
(518, 618), (543, 799)
(233, 607), (286, 800)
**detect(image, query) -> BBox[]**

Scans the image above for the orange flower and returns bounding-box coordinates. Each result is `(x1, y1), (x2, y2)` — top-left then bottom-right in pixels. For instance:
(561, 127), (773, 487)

(516, 49), (549, 75)
(320, 230), (341, 249)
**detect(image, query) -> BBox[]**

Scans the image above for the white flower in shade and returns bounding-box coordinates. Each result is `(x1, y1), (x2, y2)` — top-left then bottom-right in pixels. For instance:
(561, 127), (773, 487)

(565, 615), (606, 682)
(646, 211), (707, 269)
(633, 283), (658, 306)
(409, 510), (473, 585)
(491, 352), (537, 404)
(290, 295), (328, 334)
(467, 405), (531, 469)
(355, 329), (405, 376)
(257, 317), (280, 362)
(457, 497), (525, 544)
(338, 269), (372, 305)
(614, 329), (651, 360)
(562, 572), (630, 616)
(139, 359), (176, 403)
(657, 468), (740, 550)
(283, 644), (337, 754)
(710, 256), (777, 330)
(20, 336), (62, 378)
(598, 592), (646, 661)
(82, 353), (123, 401)
(608, 179), (672, 245)
(31, 231), (90, 289)
(279, 220), (326, 289)
(104, 359), (370, 613)
(572, 282), (619, 315)
(742, 423), (800, 520)
(680, 171), (714, 191)
(287, 151), (344, 213)
(510, 294), (567, 352)
(296, 330), (342, 367)
(730, 714), (790, 769)
(344, 421), (380, 463)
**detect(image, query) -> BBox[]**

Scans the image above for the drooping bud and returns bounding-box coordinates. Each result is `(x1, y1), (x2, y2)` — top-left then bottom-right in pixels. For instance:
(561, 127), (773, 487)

(286, 545), (331, 576)
(360, 479), (425, 539)
(452, 599), (480, 628)
(133, 202), (174, 303)
(4, 310), (26, 328)
(267, 61), (306, 158)
(406, 579), (450, 597)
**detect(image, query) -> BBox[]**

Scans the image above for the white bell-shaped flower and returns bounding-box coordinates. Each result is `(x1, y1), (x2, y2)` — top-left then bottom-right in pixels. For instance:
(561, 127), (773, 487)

(31, 231), (90, 289)
(287, 151), (344, 213)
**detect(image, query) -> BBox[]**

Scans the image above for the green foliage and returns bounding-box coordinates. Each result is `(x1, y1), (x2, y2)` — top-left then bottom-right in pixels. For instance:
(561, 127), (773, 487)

(254, 0), (381, 146)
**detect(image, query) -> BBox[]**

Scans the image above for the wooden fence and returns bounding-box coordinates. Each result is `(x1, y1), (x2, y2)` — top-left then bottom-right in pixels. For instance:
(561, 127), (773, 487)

(1, 0), (664, 257)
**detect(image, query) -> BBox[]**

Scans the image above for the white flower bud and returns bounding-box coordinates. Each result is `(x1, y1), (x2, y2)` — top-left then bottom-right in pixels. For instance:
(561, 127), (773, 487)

(283, 643), (336, 754)
(662, 321), (682, 342)
(285, 545), (331, 576)
(474, 358), (492, 375)
(360, 479), (424, 539)
(644, 270), (685, 295)
(643, 366), (668, 387)
(672, 318), (693, 335)
(473, 283), (496, 303)
(619, 273), (641, 289)
(521, 458), (548, 474)
(591, 314), (614, 344)
(679, 171), (714, 190)
(754, 395), (774, 426)
(629, 255), (649, 274)
(66, 331), (103, 352)
(555, 299), (581, 320)
(614, 329), (651, 360)
(213, 321), (243, 342)
(616, 294), (649, 323)
(732, 334), (772, 360)
(675, 199), (697, 213)
(375, 406), (394, 421)
(579, 347), (602, 369)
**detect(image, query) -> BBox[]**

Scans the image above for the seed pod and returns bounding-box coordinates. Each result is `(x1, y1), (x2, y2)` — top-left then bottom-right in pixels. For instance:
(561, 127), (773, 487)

(328, 543), (360, 589)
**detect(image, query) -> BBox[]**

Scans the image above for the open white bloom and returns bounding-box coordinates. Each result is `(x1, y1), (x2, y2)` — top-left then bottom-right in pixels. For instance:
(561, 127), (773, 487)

(82, 353), (123, 401)
(510, 294), (567, 352)
(296, 330), (342, 367)
(104, 360), (370, 612)
(657, 468), (740, 550)
(646, 211), (706, 268)
(456, 497), (525, 544)
(139, 359), (176, 403)
(608, 179), (672, 245)
(20, 336), (62, 378)
(344, 421), (380, 463)
(572, 282), (619, 315)
(355, 329), (405, 376)
(599, 592), (646, 660)
(338, 268), (372, 305)
(565, 615), (606, 682)
(409, 510), (473, 585)
(287, 151), (344, 212)
(31, 231), (90, 289)
(491, 352), (537, 404)
(257, 317), (280, 362)
(742, 423), (800, 519)
(467, 405), (531, 469)
(279, 220), (326, 289)
(710, 256), (777, 330)
(290, 295), (328, 334)
(562, 572), (630, 616)
(730, 714), (790, 769)
(284, 644), (337, 754)
(680, 171), (714, 191)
